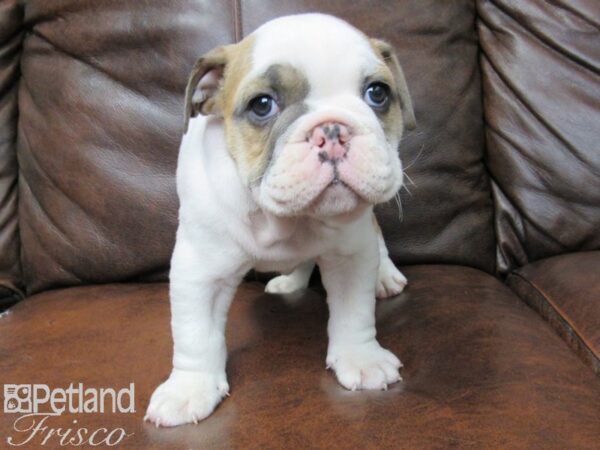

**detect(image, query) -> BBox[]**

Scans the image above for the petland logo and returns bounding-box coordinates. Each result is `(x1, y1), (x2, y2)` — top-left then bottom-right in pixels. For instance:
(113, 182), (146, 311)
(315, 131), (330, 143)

(3, 383), (135, 447)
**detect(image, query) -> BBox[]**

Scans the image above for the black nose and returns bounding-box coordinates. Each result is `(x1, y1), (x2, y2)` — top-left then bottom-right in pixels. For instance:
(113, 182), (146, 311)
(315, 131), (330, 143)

(322, 124), (341, 141)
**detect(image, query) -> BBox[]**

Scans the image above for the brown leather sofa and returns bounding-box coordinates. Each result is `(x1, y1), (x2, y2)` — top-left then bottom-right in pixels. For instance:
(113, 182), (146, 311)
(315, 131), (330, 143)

(1, 1), (599, 448)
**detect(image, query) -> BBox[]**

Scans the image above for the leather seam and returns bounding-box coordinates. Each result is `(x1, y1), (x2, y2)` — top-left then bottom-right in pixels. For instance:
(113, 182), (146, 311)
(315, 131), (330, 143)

(232, 0), (242, 42)
(0, 281), (24, 301)
(509, 272), (599, 369)
(3, 1), (26, 300)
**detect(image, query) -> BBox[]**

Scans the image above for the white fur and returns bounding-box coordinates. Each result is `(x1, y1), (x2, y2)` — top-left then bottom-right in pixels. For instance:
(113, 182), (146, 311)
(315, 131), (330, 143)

(146, 14), (408, 427)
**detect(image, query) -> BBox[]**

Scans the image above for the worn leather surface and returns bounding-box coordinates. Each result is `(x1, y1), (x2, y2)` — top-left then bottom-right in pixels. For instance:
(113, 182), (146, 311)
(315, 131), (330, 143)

(17, 0), (237, 294)
(242, 0), (495, 273)
(478, 0), (600, 274)
(17, 0), (495, 294)
(1, 266), (600, 449)
(0, 0), (24, 305)
(508, 251), (600, 375)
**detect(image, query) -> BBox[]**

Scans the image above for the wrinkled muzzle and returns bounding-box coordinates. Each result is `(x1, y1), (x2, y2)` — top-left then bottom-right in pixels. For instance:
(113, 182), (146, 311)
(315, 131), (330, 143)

(257, 109), (403, 217)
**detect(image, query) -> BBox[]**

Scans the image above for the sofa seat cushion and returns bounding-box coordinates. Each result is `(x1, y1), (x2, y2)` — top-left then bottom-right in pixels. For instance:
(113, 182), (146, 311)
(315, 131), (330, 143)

(1, 266), (599, 449)
(508, 251), (600, 375)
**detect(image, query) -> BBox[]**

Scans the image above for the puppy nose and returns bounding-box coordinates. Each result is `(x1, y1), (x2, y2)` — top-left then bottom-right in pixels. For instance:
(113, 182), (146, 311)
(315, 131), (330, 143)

(308, 122), (351, 161)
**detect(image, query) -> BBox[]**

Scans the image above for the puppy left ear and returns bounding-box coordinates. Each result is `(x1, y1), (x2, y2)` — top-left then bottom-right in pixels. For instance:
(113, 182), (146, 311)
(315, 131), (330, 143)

(183, 46), (229, 133)
(370, 39), (416, 130)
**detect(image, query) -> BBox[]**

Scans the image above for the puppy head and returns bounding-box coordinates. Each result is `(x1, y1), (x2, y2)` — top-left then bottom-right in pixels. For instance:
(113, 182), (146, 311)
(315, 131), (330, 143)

(185, 14), (415, 218)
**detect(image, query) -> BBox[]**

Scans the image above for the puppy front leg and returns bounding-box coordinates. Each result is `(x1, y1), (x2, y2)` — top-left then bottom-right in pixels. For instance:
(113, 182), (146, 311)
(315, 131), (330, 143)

(145, 232), (244, 427)
(319, 240), (402, 391)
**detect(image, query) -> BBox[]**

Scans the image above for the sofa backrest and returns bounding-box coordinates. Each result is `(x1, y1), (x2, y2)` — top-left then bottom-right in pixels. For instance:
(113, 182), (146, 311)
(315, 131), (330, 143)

(478, 0), (600, 274)
(3, 0), (509, 295)
(15, 1), (238, 294)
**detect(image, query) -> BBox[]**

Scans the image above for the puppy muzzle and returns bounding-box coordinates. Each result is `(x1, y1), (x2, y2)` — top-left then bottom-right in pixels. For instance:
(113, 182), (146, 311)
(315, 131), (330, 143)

(258, 108), (402, 217)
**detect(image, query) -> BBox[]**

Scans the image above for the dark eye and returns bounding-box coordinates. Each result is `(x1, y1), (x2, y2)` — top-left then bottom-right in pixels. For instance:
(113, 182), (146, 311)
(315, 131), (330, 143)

(248, 95), (279, 120)
(364, 82), (390, 109)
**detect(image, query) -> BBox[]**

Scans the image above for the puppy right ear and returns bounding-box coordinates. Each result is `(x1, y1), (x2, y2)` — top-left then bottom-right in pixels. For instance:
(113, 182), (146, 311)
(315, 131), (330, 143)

(183, 46), (229, 133)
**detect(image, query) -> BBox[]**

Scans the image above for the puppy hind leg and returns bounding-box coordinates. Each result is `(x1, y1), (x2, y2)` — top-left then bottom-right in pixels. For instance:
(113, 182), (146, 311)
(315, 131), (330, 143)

(373, 214), (407, 299)
(265, 260), (315, 294)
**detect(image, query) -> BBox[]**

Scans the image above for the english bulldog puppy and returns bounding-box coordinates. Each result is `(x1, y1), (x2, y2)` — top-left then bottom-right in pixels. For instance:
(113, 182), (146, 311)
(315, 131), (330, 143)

(145, 13), (416, 427)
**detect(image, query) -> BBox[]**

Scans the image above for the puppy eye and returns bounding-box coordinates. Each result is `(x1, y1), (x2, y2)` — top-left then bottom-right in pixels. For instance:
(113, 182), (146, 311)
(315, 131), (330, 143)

(364, 82), (390, 110)
(248, 95), (279, 120)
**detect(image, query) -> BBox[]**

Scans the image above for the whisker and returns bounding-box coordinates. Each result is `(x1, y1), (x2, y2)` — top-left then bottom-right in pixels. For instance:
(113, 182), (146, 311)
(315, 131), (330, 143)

(250, 173), (265, 184)
(403, 144), (426, 171)
(394, 191), (403, 221)
(403, 172), (416, 187)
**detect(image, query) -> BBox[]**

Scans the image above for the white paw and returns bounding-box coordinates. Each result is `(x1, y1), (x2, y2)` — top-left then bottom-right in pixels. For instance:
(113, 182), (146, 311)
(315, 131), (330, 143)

(327, 341), (403, 390)
(265, 274), (307, 294)
(144, 369), (229, 427)
(376, 258), (407, 299)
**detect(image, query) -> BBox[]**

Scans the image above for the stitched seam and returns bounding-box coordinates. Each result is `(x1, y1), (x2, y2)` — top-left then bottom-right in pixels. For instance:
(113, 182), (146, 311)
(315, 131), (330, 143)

(509, 272), (599, 367)
(8, 1), (26, 299)
(0, 281), (24, 300)
(232, 0), (242, 42)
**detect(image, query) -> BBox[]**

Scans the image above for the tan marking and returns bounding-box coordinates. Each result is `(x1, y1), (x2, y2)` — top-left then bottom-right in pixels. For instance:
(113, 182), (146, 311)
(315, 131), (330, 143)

(219, 35), (256, 116)
(182, 35), (262, 180)
(363, 62), (403, 139)
(222, 57), (309, 183)
(369, 39), (416, 130)
(221, 34), (272, 182)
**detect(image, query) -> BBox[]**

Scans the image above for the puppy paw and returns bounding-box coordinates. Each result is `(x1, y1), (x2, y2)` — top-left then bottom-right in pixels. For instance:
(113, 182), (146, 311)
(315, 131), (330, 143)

(145, 369), (229, 427)
(265, 274), (308, 294)
(376, 258), (407, 299)
(327, 341), (402, 390)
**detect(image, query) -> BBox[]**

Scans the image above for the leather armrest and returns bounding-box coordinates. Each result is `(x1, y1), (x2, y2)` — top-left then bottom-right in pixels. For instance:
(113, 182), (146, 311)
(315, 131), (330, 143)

(508, 252), (600, 374)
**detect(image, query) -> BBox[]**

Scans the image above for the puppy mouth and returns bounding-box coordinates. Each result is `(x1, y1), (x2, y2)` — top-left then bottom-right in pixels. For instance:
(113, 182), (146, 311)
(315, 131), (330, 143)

(316, 149), (353, 191)
(311, 161), (368, 209)
(307, 179), (361, 216)
(323, 159), (344, 187)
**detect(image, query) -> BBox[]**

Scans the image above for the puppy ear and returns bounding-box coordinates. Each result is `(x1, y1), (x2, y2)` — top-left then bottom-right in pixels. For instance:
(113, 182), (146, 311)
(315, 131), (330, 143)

(183, 46), (228, 132)
(370, 39), (416, 130)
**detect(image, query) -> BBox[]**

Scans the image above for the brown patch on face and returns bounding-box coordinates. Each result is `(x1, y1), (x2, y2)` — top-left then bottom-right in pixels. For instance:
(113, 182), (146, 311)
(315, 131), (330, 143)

(219, 36), (256, 117)
(183, 35), (272, 182)
(225, 115), (270, 184)
(223, 63), (310, 183)
(369, 39), (416, 131)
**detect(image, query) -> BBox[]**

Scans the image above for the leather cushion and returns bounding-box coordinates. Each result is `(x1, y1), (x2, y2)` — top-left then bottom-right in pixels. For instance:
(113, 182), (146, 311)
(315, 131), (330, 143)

(0, 0), (24, 304)
(478, 0), (600, 274)
(2, 266), (599, 448)
(508, 251), (600, 374)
